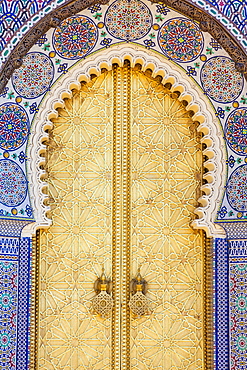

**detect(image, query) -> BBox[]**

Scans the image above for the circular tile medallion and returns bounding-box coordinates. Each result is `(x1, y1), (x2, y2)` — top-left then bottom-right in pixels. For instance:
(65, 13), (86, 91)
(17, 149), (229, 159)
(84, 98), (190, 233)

(225, 108), (247, 155)
(201, 57), (243, 103)
(158, 18), (203, 63)
(105, 0), (152, 41)
(53, 15), (98, 59)
(12, 52), (54, 99)
(0, 103), (29, 151)
(227, 164), (247, 211)
(0, 160), (27, 207)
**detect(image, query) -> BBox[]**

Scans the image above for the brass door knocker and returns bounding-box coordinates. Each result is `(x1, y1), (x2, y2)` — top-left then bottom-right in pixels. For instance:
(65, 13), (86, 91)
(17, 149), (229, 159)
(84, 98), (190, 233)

(92, 268), (113, 318)
(129, 268), (150, 318)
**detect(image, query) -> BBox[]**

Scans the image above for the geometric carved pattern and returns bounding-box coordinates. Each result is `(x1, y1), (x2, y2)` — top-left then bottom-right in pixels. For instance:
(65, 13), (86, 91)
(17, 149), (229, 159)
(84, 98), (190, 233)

(129, 291), (150, 317)
(39, 72), (113, 368)
(39, 66), (204, 369)
(92, 291), (114, 318)
(130, 68), (204, 369)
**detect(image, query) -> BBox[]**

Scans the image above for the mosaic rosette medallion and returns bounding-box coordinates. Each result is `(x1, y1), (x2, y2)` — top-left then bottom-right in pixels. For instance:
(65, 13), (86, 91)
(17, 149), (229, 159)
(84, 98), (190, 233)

(0, 160), (27, 207)
(158, 18), (203, 62)
(201, 57), (243, 103)
(104, 0), (152, 40)
(53, 15), (98, 59)
(225, 108), (247, 155)
(227, 165), (247, 211)
(12, 52), (54, 99)
(0, 103), (29, 151)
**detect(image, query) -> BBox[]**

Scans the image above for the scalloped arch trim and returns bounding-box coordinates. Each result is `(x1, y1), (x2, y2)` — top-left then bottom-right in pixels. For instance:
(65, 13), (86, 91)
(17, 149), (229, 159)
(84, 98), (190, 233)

(23, 44), (226, 238)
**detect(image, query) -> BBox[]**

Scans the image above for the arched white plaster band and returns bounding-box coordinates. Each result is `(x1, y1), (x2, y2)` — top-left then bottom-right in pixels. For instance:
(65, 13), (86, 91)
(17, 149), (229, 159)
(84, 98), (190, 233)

(23, 44), (226, 238)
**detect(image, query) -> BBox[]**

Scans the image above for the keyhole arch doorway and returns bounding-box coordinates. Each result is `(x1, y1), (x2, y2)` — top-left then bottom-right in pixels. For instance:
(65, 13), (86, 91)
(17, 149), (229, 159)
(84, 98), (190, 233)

(27, 46), (226, 370)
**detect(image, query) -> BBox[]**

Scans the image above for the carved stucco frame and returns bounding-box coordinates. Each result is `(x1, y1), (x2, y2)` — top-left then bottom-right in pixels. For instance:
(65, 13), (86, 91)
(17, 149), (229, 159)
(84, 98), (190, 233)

(22, 44), (226, 238)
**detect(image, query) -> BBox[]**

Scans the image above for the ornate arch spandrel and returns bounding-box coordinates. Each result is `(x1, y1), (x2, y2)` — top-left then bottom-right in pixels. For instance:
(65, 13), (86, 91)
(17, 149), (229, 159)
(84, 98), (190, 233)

(22, 45), (226, 238)
(0, 0), (247, 93)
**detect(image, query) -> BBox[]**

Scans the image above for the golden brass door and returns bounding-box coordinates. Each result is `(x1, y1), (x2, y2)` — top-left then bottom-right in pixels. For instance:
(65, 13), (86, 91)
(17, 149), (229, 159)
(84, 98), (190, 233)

(38, 62), (204, 370)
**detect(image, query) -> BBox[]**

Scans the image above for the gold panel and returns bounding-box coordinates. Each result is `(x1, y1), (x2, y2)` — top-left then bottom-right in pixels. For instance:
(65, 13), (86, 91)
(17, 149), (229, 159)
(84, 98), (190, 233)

(38, 64), (204, 370)
(130, 67), (203, 370)
(39, 72), (113, 369)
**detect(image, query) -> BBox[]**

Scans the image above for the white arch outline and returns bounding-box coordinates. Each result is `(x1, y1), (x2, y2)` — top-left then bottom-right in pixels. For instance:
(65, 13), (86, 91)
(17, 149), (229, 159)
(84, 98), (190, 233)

(23, 44), (226, 238)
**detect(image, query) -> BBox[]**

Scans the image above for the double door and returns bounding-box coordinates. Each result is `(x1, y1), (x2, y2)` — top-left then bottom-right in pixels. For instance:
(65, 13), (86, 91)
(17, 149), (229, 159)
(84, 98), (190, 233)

(38, 62), (204, 370)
